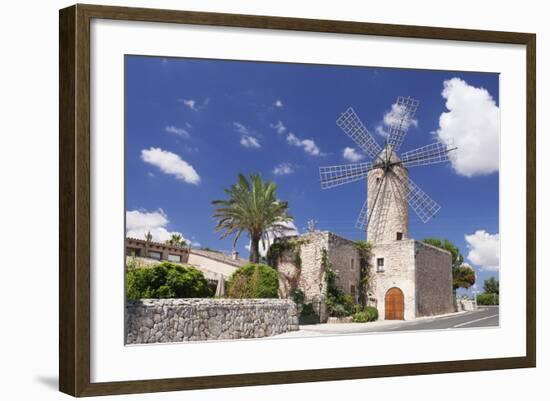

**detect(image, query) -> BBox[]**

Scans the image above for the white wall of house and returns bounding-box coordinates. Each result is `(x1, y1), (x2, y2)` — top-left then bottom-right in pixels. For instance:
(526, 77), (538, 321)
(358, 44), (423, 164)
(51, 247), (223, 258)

(187, 253), (239, 279)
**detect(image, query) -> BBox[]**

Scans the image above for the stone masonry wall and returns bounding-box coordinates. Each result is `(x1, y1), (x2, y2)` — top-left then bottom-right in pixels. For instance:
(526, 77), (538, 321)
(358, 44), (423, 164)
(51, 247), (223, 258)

(367, 164), (409, 244)
(414, 241), (454, 317)
(277, 231), (361, 322)
(278, 232), (327, 301)
(371, 240), (416, 320)
(126, 299), (299, 344)
(326, 233), (361, 303)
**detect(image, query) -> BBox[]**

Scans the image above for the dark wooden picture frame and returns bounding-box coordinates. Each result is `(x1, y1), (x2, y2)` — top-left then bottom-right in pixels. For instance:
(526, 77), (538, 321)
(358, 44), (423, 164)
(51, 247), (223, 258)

(59, 3), (536, 397)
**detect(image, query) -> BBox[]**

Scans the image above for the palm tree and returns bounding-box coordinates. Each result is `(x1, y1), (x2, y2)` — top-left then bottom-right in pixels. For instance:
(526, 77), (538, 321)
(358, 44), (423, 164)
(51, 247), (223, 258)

(165, 233), (187, 248)
(212, 173), (293, 263)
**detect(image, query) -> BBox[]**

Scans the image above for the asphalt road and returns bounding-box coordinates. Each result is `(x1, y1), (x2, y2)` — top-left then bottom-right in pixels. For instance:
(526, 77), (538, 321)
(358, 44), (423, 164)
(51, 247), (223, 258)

(380, 305), (500, 333)
(276, 306), (499, 338)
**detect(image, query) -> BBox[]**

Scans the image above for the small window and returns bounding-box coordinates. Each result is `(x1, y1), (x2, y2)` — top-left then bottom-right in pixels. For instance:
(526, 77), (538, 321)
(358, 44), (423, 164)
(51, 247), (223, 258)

(350, 284), (356, 300)
(376, 177), (381, 184)
(148, 251), (161, 260)
(377, 258), (385, 272)
(350, 258), (355, 270)
(396, 232), (403, 241)
(167, 254), (181, 263)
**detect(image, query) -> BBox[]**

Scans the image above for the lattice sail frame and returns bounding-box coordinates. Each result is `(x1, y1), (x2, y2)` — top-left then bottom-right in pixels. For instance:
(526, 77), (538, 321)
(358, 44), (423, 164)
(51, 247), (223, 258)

(336, 107), (383, 160)
(399, 141), (456, 168)
(387, 96), (420, 152)
(319, 162), (373, 189)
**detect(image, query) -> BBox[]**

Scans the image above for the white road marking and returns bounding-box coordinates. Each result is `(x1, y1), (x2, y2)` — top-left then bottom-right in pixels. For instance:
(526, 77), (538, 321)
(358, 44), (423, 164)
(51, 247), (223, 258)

(452, 314), (499, 328)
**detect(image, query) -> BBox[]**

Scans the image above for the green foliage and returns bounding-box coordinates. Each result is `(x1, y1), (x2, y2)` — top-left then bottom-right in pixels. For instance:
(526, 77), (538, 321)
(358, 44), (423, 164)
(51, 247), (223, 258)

(352, 311), (369, 323)
(352, 306), (379, 323)
(365, 306), (379, 321)
(126, 262), (212, 300)
(355, 240), (373, 306)
(483, 277), (499, 294)
(422, 238), (464, 270)
(477, 292), (499, 305)
(454, 265), (476, 290)
(266, 237), (307, 269)
(299, 303), (320, 325)
(290, 288), (305, 305)
(212, 173), (293, 263)
(422, 237), (475, 291)
(165, 233), (187, 248)
(226, 263), (279, 298)
(322, 249), (356, 317)
(126, 255), (144, 270)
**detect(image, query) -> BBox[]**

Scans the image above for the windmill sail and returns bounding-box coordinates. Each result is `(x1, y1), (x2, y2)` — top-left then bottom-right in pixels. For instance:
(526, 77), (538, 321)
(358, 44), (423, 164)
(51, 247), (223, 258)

(319, 162), (373, 189)
(391, 172), (441, 223)
(387, 96), (419, 152)
(399, 142), (456, 168)
(336, 108), (382, 160)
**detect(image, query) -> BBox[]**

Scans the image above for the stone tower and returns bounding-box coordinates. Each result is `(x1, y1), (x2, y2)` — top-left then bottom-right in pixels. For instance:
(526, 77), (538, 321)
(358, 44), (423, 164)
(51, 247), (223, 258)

(366, 146), (409, 244)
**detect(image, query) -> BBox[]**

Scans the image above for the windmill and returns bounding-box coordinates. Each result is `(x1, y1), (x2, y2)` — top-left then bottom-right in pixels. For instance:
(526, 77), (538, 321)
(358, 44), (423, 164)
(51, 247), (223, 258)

(319, 96), (457, 244)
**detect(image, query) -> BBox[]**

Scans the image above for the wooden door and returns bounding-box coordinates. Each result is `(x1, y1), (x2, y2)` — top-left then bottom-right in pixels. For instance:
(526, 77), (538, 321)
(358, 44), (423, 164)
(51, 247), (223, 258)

(385, 287), (404, 320)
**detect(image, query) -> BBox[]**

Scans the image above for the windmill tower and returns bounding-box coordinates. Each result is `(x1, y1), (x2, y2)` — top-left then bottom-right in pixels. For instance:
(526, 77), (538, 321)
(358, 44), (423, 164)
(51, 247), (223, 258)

(319, 96), (456, 244)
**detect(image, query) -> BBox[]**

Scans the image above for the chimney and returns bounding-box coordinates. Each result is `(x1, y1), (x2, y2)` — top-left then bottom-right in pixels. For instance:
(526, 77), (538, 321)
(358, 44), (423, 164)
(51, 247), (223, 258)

(231, 250), (239, 260)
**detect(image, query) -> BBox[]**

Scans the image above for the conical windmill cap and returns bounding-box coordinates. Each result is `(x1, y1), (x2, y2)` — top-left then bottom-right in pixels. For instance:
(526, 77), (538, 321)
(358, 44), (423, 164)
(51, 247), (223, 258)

(375, 144), (402, 165)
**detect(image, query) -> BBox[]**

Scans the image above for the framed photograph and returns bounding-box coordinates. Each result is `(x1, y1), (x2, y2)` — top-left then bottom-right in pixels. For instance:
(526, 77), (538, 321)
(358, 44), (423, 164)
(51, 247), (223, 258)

(59, 4), (536, 397)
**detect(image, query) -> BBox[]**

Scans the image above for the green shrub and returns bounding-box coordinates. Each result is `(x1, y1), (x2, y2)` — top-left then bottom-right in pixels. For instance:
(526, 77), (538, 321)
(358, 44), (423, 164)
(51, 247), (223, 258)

(126, 262), (212, 300)
(290, 288), (305, 305)
(352, 311), (369, 323)
(477, 293), (499, 305)
(365, 306), (379, 321)
(227, 263), (279, 298)
(299, 303), (320, 325)
(352, 306), (379, 323)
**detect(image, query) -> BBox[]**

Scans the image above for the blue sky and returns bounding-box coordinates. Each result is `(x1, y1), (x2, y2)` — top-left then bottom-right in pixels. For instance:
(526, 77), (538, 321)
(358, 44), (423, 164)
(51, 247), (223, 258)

(125, 55), (500, 294)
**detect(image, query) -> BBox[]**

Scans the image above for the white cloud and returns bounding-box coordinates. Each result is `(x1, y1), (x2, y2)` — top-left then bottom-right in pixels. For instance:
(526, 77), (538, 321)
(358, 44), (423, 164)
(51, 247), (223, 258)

(240, 135), (261, 148)
(234, 122), (261, 148)
(274, 99), (284, 108)
(436, 78), (500, 177)
(181, 98), (209, 112)
(286, 132), (321, 156)
(233, 122), (250, 135)
(165, 125), (191, 139)
(465, 230), (500, 271)
(375, 124), (390, 139)
(374, 102), (418, 139)
(126, 209), (198, 245)
(270, 120), (287, 135)
(342, 147), (365, 162)
(273, 162), (294, 175)
(383, 102), (418, 130)
(141, 147), (200, 184)
(182, 99), (196, 110)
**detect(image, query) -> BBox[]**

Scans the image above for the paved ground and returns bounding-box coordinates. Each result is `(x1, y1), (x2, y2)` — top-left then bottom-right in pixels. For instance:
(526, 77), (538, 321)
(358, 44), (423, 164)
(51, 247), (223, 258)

(274, 306), (499, 338)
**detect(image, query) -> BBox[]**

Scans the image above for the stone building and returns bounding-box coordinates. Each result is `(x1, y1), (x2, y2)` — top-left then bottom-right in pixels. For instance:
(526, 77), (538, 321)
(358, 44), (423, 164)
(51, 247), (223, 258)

(276, 231), (454, 322)
(276, 151), (454, 322)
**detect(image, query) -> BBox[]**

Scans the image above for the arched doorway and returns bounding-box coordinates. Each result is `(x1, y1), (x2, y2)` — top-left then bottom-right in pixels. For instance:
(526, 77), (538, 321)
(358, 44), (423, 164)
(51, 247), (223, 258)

(385, 287), (404, 320)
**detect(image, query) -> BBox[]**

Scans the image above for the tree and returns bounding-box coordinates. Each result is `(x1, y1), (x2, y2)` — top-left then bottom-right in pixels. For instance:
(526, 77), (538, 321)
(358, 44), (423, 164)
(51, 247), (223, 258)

(422, 238), (475, 292)
(212, 173), (293, 263)
(453, 265), (476, 290)
(483, 277), (499, 294)
(126, 262), (212, 300)
(226, 263), (279, 298)
(165, 233), (187, 248)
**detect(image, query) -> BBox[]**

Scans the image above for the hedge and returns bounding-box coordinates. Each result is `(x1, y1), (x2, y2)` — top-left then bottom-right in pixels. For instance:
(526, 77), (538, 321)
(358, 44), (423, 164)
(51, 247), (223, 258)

(126, 262), (212, 300)
(226, 263), (279, 298)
